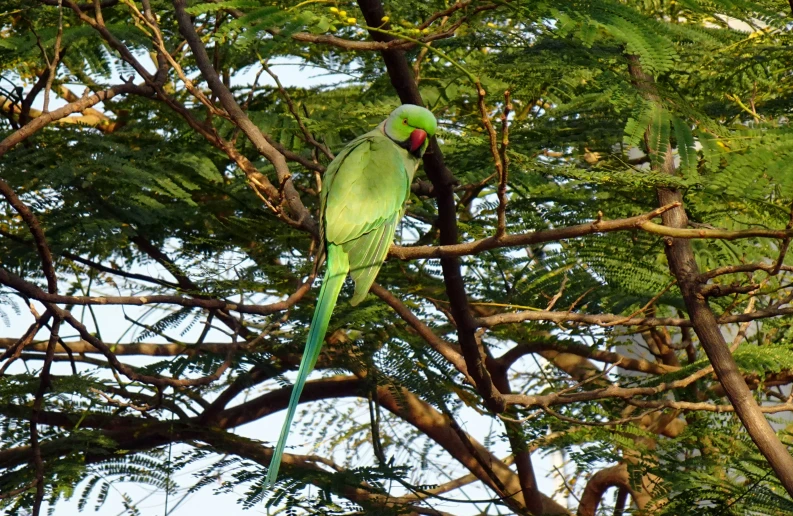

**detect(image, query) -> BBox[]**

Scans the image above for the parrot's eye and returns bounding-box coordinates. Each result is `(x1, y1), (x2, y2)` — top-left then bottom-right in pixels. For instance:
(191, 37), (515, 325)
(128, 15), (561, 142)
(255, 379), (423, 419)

(402, 119), (408, 125)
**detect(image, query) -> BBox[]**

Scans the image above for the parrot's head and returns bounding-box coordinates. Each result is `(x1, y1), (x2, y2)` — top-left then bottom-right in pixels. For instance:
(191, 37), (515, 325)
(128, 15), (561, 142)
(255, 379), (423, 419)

(383, 104), (437, 158)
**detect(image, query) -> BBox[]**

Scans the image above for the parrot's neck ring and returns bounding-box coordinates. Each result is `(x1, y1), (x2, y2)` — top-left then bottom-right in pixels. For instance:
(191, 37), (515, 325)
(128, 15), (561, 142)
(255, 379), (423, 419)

(381, 122), (425, 158)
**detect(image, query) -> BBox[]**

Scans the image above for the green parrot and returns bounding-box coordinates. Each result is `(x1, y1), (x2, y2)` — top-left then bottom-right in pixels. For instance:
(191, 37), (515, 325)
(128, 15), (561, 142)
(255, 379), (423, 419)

(265, 104), (437, 485)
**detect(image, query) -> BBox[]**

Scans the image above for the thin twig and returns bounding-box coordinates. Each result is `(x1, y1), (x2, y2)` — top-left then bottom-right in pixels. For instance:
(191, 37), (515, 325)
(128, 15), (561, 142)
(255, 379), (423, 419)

(603, 280), (676, 327)
(551, 464), (581, 503)
(260, 59), (334, 160)
(772, 201), (793, 275)
(119, 0), (225, 116)
(475, 81), (507, 238)
(414, 15), (449, 82)
(541, 405), (661, 427)
(0, 309), (51, 364)
(497, 90), (511, 237)
(90, 387), (156, 412)
(730, 295), (757, 352)
(41, 0), (65, 113)
(544, 274), (569, 311)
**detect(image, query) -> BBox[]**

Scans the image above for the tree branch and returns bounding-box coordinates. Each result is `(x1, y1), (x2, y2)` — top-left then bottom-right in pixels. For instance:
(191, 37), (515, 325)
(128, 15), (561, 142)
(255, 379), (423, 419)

(173, 0), (315, 233)
(370, 283), (473, 385)
(0, 266), (311, 316)
(30, 320), (60, 516)
(0, 83), (152, 157)
(477, 304), (793, 329)
(0, 181), (57, 294)
(386, 201), (793, 260)
(497, 341), (677, 376)
(577, 463), (649, 516)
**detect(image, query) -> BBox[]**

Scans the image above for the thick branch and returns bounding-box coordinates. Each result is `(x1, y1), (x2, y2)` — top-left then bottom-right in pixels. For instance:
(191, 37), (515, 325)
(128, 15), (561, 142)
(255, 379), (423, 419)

(0, 416), (439, 515)
(0, 83), (152, 157)
(173, 0), (314, 232)
(0, 376), (565, 514)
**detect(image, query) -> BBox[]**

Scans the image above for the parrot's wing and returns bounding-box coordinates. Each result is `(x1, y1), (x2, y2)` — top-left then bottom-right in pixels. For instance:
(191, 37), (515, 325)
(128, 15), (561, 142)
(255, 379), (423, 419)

(344, 210), (400, 305)
(323, 133), (409, 244)
(319, 132), (372, 245)
(322, 132), (410, 304)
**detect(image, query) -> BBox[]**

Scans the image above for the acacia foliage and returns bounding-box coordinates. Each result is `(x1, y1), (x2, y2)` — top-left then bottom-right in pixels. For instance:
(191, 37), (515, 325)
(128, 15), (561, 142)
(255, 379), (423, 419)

(3, 0), (793, 514)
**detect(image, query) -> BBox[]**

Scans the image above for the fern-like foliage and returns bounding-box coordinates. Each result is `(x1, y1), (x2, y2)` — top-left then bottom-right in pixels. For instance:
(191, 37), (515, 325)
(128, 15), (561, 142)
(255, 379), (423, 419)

(3, 0), (793, 514)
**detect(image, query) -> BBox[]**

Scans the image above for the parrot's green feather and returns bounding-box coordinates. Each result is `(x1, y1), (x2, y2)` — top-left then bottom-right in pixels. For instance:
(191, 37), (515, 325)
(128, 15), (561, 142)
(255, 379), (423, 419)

(328, 133), (411, 305)
(323, 133), (411, 245)
(346, 212), (399, 305)
(265, 105), (435, 487)
(264, 245), (349, 485)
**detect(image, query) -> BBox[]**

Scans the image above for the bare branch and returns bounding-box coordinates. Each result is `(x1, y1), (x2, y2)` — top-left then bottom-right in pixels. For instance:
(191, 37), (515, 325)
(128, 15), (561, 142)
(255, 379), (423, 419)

(497, 341), (678, 376)
(498, 90), (511, 237)
(30, 319), (61, 516)
(0, 266), (312, 316)
(578, 464), (649, 516)
(173, 0), (315, 232)
(473, 86), (512, 238)
(0, 181), (57, 294)
(0, 83), (152, 157)
(389, 203), (680, 260)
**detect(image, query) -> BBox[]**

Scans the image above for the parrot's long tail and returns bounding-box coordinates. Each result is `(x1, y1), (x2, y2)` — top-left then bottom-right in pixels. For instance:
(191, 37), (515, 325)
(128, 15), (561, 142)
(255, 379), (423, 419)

(265, 244), (349, 486)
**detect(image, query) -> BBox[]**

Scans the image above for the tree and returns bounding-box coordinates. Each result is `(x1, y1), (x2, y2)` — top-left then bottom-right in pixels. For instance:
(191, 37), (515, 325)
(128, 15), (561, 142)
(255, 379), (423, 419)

(3, 0), (793, 513)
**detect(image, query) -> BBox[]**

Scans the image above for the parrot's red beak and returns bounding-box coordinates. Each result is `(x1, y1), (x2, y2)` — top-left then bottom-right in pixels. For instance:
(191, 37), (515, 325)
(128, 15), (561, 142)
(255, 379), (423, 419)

(409, 129), (427, 153)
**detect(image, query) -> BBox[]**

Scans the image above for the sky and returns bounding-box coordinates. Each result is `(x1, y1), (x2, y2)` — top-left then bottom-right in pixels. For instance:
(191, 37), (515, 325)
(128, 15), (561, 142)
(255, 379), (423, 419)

(1, 57), (574, 515)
